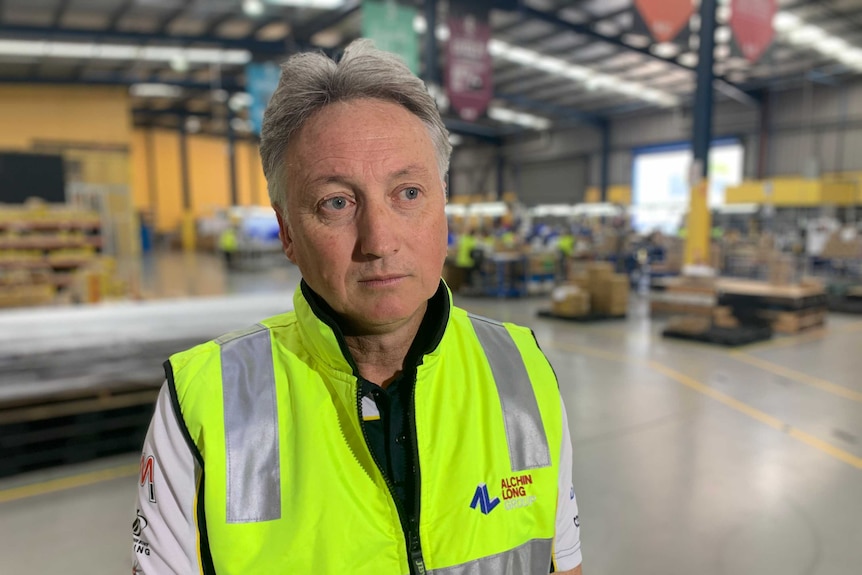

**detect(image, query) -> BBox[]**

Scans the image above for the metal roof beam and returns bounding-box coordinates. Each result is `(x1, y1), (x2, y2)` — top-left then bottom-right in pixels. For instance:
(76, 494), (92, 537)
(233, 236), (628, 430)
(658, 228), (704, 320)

(443, 118), (503, 143)
(0, 74), (244, 92)
(518, 4), (753, 102)
(158, 0), (195, 35)
(202, 12), (239, 38)
(293, 0), (361, 43)
(106, 0), (136, 31)
(493, 0), (573, 36)
(0, 24), (292, 54)
(495, 93), (608, 129)
(50, 0), (72, 28)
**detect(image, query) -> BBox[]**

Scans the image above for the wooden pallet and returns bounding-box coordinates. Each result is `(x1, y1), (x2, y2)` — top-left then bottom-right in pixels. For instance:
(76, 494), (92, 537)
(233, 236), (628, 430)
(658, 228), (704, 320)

(537, 310), (626, 322)
(828, 295), (862, 315)
(760, 308), (827, 334)
(0, 382), (159, 477)
(662, 325), (773, 347)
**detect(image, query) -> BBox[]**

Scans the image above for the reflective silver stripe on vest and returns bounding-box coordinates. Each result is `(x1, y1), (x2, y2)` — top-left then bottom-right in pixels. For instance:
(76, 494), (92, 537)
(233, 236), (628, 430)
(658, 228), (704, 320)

(217, 323), (281, 523)
(427, 538), (553, 575)
(469, 315), (551, 471)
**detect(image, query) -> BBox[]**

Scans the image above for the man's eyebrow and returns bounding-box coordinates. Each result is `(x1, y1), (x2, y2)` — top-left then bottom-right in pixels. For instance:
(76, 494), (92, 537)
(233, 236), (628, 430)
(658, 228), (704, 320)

(307, 174), (352, 187)
(389, 164), (432, 180)
(306, 165), (432, 187)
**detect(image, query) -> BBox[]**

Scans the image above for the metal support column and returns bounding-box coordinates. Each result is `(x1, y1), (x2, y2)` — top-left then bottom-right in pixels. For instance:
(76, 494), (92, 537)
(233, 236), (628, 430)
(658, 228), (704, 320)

(496, 143), (505, 200)
(423, 0), (438, 86)
(145, 127), (158, 223)
(686, 0), (717, 266)
(757, 89), (770, 179)
(227, 108), (239, 206)
(178, 121), (195, 251)
(600, 120), (610, 203)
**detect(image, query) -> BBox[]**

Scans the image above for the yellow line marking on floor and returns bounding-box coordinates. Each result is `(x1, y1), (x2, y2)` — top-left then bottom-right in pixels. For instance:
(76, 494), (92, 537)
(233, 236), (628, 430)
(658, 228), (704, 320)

(546, 341), (862, 470)
(735, 329), (827, 353)
(0, 463), (139, 504)
(729, 352), (862, 403)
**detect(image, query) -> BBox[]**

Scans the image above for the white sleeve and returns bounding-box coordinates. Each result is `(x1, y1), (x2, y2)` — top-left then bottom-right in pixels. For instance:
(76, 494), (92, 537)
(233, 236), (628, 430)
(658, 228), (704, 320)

(132, 382), (202, 575)
(553, 396), (582, 571)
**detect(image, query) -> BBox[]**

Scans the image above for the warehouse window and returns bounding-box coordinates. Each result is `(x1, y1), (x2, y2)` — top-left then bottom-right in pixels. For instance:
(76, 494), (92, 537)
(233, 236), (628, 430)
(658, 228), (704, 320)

(631, 139), (743, 234)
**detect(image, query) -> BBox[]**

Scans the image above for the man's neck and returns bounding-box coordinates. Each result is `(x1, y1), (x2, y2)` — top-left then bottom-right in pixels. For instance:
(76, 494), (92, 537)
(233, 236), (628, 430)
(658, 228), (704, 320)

(344, 304), (426, 388)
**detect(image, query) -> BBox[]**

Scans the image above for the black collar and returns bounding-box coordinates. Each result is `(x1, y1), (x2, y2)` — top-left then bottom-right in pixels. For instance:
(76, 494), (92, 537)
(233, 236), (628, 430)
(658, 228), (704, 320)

(300, 280), (450, 377)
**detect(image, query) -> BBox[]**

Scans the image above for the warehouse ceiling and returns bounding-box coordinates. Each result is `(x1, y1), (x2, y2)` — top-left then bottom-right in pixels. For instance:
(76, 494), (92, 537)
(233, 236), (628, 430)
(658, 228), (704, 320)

(0, 0), (861, 139)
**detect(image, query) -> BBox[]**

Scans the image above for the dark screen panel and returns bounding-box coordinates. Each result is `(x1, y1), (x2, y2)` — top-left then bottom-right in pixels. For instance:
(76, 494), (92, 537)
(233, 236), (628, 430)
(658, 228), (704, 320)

(0, 152), (66, 204)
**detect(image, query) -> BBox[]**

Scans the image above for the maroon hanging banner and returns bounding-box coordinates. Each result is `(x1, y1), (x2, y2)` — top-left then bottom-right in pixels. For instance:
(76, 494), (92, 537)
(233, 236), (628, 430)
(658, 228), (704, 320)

(633, 0), (694, 43)
(445, 8), (492, 122)
(730, 0), (776, 63)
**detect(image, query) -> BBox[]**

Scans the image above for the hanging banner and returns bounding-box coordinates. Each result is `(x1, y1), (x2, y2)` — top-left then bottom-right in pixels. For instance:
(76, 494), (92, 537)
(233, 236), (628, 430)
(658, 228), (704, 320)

(362, 0), (419, 75)
(729, 0), (776, 63)
(446, 4), (492, 122)
(633, 0), (694, 43)
(246, 62), (281, 135)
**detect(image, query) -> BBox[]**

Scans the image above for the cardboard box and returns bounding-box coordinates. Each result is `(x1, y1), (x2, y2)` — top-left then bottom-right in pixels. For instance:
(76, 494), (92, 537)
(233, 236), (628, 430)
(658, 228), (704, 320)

(768, 253), (795, 286)
(713, 306), (740, 328)
(551, 285), (590, 317)
(592, 274), (629, 315)
(587, 262), (613, 294)
(666, 315), (711, 335)
(569, 272), (589, 292)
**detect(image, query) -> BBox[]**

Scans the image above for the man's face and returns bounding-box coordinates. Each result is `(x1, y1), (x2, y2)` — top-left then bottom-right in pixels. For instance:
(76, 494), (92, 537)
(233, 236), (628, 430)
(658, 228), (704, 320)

(275, 98), (448, 334)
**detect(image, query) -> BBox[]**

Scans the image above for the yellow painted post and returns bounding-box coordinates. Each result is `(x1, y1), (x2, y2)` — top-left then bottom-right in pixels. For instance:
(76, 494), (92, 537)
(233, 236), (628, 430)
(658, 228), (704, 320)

(181, 211), (196, 252)
(684, 180), (711, 266)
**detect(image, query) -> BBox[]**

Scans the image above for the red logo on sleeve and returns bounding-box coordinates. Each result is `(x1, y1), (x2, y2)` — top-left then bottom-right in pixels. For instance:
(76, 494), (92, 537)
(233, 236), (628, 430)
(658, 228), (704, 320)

(139, 455), (156, 503)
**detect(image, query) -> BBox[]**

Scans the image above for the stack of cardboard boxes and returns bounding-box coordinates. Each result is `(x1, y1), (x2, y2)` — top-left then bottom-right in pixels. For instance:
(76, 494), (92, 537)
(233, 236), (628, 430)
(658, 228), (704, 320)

(553, 262), (628, 317)
(550, 285), (590, 317)
(821, 227), (862, 259)
(767, 253), (795, 286)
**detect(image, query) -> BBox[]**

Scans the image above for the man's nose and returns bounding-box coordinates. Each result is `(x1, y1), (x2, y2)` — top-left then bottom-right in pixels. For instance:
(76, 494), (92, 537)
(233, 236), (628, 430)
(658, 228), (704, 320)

(356, 200), (398, 258)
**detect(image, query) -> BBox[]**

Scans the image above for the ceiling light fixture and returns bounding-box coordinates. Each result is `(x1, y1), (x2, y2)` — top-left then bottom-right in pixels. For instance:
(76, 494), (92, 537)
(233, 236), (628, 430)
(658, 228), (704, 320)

(773, 11), (862, 72)
(263, 0), (344, 8)
(130, 83), (184, 98)
(0, 40), (252, 66)
(488, 39), (679, 108)
(243, 0), (265, 17)
(487, 106), (551, 130)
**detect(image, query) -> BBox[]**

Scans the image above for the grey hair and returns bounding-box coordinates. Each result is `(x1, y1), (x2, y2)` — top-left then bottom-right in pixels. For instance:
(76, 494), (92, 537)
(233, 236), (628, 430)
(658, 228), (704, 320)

(259, 39), (452, 212)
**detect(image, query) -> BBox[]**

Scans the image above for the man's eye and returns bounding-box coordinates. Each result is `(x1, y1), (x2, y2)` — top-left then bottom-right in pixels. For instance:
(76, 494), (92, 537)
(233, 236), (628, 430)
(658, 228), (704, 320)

(322, 197), (350, 210)
(401, 187), (420, 200)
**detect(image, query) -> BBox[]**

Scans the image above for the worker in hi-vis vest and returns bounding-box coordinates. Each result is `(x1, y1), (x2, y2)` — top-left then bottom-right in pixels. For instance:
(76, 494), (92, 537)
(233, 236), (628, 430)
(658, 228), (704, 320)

(132, 40), (583, 575)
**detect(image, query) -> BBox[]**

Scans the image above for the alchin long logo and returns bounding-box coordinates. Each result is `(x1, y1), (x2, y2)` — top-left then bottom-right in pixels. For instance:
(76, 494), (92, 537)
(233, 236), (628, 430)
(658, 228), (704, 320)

(470, 483), (500, 515)
(471, 474), (538, 514)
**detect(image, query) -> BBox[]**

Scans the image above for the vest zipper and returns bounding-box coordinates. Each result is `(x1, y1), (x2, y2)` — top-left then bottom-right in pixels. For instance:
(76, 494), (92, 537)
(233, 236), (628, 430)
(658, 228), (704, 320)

(355, 378), (426, 575)
(406, 375), (426, 575)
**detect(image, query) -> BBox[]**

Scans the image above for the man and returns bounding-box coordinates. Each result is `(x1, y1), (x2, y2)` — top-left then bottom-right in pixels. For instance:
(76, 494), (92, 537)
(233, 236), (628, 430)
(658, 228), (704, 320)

(132, 39), (582, 575)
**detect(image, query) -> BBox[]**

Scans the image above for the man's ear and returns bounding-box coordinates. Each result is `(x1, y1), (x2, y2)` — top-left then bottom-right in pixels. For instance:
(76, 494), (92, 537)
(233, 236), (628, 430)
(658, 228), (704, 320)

(273, 205), (297, 264)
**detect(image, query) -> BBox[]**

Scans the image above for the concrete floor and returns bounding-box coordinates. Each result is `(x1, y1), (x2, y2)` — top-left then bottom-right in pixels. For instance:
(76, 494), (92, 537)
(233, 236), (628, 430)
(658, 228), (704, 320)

(1, 250), (861, 574)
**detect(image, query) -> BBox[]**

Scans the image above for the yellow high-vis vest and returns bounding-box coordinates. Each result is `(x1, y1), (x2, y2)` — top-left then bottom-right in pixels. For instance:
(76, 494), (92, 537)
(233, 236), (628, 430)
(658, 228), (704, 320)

(166, 283), (563, 574)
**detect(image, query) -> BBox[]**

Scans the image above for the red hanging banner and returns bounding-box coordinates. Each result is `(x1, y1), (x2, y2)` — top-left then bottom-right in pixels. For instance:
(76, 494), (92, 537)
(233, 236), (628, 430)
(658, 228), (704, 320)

(730, 0), (776, 63)
(634, 0), (694, 43)
(446, 8), (493, 122)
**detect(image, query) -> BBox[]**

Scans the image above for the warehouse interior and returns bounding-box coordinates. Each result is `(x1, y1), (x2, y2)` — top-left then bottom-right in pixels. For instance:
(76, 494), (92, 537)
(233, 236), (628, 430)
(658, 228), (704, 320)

(1, 0), (862, 573)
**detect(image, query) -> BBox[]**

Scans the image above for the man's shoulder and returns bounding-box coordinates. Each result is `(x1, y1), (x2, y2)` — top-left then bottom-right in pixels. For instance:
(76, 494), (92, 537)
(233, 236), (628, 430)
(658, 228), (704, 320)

(169, 311), (298, 372)
(450, 306), (536, 341)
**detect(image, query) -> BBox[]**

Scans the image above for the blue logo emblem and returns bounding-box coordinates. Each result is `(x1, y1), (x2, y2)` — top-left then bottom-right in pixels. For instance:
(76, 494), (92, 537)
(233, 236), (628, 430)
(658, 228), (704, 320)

(470, 483), (500, 515)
